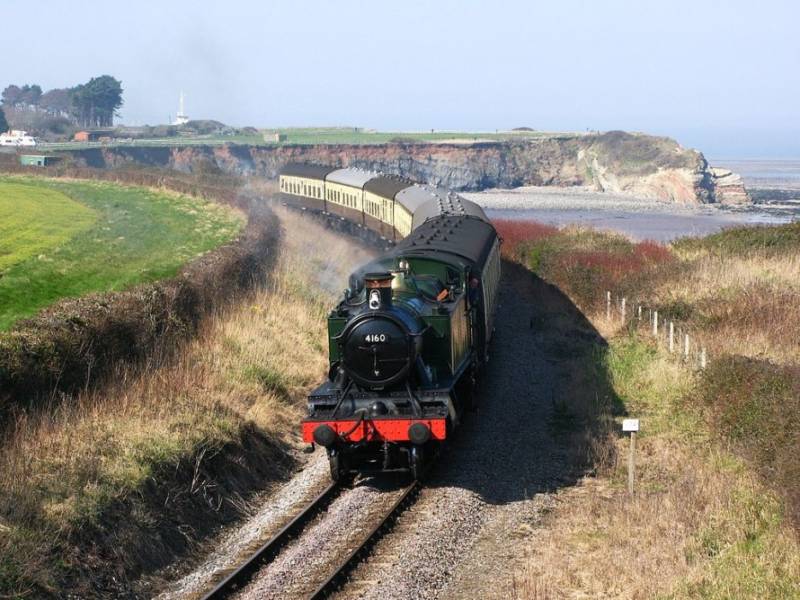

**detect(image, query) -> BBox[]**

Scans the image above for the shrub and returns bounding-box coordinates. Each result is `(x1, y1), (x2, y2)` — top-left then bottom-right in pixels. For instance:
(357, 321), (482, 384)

(675, 221), (800, 257)
(492, 219), (558, 259)
(697, 356), (800, 527)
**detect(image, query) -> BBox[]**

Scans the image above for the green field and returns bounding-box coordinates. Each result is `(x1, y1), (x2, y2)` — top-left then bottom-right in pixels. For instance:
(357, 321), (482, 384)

(0, 177), (244, 330)
(0, 183), (97, 271)
(265, 127), (561, 145)
(39, 126), (568, 150)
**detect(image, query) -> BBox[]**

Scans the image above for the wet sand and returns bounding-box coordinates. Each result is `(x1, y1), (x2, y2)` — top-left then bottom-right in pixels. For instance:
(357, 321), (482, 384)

(463, 186), (798, 242)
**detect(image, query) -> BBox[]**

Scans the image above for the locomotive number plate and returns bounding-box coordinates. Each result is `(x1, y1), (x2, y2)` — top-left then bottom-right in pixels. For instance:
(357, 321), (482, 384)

(364, 334), (389, 343)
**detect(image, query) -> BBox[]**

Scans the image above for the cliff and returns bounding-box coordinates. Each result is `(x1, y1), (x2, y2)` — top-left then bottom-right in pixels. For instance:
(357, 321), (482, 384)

(59, 131), (748, 205)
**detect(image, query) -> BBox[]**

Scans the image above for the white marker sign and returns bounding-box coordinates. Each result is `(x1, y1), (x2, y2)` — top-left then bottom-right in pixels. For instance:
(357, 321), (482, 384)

(622, 419), (640, 432)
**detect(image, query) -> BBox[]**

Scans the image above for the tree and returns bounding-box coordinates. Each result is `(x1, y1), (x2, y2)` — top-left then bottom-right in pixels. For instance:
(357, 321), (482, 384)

(40, 88), (73, 116)
(0, 107), (8, 133)
(1, 85), (22, 106)
(19, 84), (42, 107)
(71, 75), (123, 127)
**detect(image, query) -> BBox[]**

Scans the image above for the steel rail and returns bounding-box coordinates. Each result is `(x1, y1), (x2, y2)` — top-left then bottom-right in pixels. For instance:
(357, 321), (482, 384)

(201, 481), (340, 600)
(308, 479), (421, 599)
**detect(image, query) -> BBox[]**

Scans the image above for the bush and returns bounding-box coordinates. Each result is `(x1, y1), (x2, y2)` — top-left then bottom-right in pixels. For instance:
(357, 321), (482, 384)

(493, 219), (559, 259)
(697, 356), (800, 527)
(674, 221), (800, 257)
(494, 218), (675, 310)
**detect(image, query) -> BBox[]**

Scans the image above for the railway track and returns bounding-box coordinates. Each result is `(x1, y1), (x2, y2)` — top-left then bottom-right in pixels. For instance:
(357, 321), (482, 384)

(308, 480), (420, 599)
(201, 482), (341, 600)
(201, 478), (421, 600)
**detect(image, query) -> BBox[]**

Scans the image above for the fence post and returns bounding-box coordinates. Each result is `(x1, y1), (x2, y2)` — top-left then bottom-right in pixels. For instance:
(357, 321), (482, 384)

(652, 310), (658, 336)
(700, 347), (707, 369)
(684, 334), (690, 359)
(669, 321), (674, 353)
(606, 291), (611, 319)
(621, 297), (626, 322)
(637, 305), (642, 321)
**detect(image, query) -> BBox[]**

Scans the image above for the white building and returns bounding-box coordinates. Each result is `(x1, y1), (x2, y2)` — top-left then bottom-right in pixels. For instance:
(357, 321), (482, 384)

(0, 130), (37, 147)
(173, 92), (189, 126)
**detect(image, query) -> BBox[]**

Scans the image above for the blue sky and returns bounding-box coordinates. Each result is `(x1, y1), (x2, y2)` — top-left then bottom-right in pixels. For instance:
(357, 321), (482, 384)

(4, 0), (798, 157)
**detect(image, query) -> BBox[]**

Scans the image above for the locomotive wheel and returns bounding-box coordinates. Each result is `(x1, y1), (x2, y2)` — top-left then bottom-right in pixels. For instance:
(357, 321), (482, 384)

(458, 369), (478, 412)
(328, 450), (345, 482)
(410, 445), (424, 480)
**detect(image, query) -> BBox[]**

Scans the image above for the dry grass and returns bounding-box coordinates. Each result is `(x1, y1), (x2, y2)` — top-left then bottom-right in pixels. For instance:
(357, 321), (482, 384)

(502, 220), (800, 599)
(0, 206), (374, 596)
(651, 252), (800, 365)
(513, 339), (800, 599)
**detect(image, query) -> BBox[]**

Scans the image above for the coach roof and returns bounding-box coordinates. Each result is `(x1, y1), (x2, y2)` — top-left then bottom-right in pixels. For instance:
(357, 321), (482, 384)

(411, 192), (488, 229)
(326, 167), (378, 189)
(281, 163), (338, 180)
(389, 215), (497, 266)
(396, 184), (451, 214)
(363, 175), (413, 200)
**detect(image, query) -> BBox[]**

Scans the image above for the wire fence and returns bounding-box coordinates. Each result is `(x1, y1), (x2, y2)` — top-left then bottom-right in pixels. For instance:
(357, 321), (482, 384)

(605, 290), (708, 370)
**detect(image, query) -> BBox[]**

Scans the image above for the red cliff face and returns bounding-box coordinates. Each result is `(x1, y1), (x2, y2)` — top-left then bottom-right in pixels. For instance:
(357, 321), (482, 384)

(65, 131), (749, 205)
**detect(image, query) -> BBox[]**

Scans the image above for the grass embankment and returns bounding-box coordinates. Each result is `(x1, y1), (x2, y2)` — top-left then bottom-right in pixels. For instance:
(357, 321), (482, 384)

(496, 219), (800, 598)
(0, 208), (374, 597)
(0, 177), (243, 330)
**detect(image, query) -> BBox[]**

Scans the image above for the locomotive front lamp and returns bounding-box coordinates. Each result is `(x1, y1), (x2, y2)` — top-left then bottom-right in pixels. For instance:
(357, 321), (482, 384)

(369, 290), (381, 310)
(364, 272), (394, 309)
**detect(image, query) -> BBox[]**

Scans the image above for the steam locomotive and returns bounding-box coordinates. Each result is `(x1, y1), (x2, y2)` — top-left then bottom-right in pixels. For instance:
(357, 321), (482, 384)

(279, 164), (500, 479)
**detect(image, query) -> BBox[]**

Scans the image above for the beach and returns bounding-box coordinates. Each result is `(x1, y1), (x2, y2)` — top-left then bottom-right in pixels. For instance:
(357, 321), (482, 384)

(463, 185), (798, 242)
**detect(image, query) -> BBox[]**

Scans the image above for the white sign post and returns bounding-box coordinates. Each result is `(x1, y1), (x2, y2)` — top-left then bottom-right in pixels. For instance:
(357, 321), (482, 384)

(622, 419), (639, 495)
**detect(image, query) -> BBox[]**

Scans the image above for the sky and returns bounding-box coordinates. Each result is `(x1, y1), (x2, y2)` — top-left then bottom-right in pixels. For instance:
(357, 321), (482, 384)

(3, 0), (798, 158)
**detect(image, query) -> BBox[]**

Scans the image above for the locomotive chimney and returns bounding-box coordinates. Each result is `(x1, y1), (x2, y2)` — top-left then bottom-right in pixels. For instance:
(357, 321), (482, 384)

(364, 272), (393, 310)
